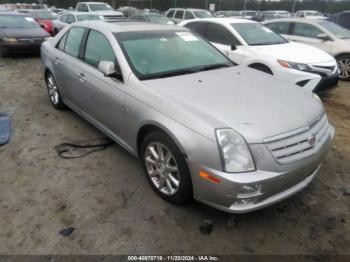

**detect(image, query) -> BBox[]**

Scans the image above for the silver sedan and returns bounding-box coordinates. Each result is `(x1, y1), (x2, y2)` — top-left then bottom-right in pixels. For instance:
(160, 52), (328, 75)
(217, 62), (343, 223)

(41, 21), (334, 213)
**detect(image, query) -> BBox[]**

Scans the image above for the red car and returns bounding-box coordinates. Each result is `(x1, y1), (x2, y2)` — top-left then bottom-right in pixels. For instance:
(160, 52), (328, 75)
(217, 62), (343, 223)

(28, 11), (58, 35)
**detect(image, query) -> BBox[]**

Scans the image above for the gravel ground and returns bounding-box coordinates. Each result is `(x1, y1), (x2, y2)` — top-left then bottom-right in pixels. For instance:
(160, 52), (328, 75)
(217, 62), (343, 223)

(0, 55), (349, 255)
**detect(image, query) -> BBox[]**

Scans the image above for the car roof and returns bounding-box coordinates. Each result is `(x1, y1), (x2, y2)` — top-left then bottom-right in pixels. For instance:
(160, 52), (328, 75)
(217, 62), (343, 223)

(264, 18), (322, 24)
(186, 18), (256, 24)
(74, 21), (185, 33)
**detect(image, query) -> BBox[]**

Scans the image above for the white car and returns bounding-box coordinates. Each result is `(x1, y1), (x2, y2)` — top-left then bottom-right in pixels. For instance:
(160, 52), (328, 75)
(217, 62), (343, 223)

(295, 10), (326, 20)
(179, 18), (338, 93)
(76, 2), (124, 21)
(264, 18), (350, 80)
(165, 8), (213, 24)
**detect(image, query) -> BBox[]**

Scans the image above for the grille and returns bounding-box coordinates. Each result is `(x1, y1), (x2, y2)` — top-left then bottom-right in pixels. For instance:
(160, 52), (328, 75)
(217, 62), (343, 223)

(265, 114), (330, 164)
(313, 65), (336, 71)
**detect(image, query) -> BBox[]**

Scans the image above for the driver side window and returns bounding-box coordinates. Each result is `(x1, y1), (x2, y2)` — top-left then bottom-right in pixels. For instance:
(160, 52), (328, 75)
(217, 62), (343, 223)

(207, 23), (241, 46)
(292, 23), (323, 38)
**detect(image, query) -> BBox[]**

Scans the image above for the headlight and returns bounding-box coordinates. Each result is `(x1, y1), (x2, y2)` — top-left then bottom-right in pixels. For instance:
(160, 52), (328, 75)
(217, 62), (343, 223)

(216, 129), (255, 173)
(2, 37), (17, 42)
(278, 60), (312, 72)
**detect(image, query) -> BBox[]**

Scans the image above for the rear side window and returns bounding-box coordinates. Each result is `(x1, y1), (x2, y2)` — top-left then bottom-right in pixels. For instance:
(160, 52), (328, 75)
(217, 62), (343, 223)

(77, 4), (89, 12)
(60, 14), (68, 23)
(339, 14), (350, 28)
(185, 11), (194, 19)
(265, 22), (290, 34)
(207, 23), (240, 46)
(167, 10), (175, 18)
(292, 22), (323, 38)
(174, 10), (184, 19)
(185, 22), (208, 38)
(84, 30), (116, 68)
(64, 27), (86, 58)
(57, 32), (68, 51)
(67, 14), (76, 24)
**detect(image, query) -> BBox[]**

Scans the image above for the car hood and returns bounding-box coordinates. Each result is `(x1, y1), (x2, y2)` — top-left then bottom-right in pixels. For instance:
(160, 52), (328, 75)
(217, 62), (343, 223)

(250, 42), (334, 64)
(89, 10), (123, 16)
(142, 66), (323, 143)
(0, 27), (49, 38)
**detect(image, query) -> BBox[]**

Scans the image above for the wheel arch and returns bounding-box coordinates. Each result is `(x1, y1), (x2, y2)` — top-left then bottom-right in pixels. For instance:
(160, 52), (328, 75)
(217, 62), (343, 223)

(136, 122), (187, 159)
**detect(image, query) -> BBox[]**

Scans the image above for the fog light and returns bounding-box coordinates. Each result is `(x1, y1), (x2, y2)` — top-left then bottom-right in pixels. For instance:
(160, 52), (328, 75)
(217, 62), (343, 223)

(240, 184), (262, 194)
(2, 37), (17, 42)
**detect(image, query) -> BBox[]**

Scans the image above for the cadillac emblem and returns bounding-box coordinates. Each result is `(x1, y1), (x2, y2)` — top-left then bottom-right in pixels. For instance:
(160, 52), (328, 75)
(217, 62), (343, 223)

(308, 134), (316, 146)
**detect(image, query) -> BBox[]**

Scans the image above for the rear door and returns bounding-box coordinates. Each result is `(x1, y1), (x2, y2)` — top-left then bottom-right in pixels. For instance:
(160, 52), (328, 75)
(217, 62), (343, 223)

(288, 22), (333, 53)
(172, 10), (184, 23)
(52, 27), (87, 106)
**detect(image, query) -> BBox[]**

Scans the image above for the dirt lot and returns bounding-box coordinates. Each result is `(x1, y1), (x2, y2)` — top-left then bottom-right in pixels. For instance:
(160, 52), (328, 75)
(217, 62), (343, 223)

(0, 54), (349, 255)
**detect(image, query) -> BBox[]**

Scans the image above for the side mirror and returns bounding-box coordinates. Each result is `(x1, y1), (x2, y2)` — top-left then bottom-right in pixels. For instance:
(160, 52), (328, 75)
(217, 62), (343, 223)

(231, 44), (237, 51)
(317, 33), (330, 41)
(98, 61), (122, 80)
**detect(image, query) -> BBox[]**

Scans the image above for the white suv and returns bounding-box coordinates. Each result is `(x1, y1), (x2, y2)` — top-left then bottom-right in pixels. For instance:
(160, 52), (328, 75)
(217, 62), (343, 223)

(76, 2), (124, 21)
(180, 18), (338, 93)
(166, 8), (212, 24)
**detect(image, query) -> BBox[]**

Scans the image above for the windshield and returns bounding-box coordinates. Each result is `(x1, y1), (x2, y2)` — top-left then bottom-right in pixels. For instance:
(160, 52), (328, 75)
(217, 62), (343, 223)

(77, 14), (103, 21)
(0, 15), (39, 28)
(89, 4), (113, 11)
(193, 10), (213, 18)
(148, 14), (173, 24)
(232, 23), (287, 45)
(319, 21), (350, 39)
(33, 12), (58, 20)
(115, 30), (233, 80)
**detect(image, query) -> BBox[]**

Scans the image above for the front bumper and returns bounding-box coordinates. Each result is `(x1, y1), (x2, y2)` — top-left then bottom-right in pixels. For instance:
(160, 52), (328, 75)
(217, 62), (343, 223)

(0, 40), (44, 51)
(188, 126), (334, 214)
(313, 72), (339, 93)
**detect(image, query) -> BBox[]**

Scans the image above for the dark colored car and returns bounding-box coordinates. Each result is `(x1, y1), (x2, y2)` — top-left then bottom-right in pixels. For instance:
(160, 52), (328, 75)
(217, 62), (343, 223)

(128, 13), (174, 24)
(0, 12), (50, 56)
(28, 10), (58, 35)
(329, 11), (350, 30)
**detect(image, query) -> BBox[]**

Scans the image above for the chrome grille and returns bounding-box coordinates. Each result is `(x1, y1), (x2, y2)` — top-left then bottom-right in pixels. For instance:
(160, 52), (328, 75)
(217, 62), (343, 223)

(264, 114), (331, 164)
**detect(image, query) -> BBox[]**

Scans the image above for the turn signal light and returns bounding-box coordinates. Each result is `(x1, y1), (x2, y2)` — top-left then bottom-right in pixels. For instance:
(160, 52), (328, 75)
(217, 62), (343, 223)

(199, 171), (220, 184)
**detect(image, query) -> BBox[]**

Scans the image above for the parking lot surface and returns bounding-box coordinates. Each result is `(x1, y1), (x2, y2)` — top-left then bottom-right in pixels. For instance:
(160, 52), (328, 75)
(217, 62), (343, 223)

(0, 55), (349, 255)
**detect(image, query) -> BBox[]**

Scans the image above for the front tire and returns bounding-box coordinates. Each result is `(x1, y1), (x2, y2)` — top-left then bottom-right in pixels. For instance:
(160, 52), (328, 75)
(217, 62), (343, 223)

(336, 54), (350, 81)
(141, 131), (193, 204)
(45, 72), (66, 110)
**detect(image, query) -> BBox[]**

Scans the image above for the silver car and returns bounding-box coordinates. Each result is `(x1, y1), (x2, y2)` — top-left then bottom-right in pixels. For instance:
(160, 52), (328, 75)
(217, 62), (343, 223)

(41, 22), (334, 213)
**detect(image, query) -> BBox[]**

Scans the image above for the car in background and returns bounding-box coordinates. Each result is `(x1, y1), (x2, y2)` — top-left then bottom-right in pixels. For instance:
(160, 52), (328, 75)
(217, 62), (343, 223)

(0, 5), (12, 12)
(239, 10), (258, 19)
(41, 21), (334, 214)
(264, 18), (350, 80)
(76, 2), (124, 21)
(295, 10), (326, 19)
(329, 11), (350, 31)
(54, 11), (104, 34)
(0, 12), (50, 56)
(166, 8), (212, 23)
(128, 13), (174, 25)
(28, 10), (58, 35)
(215, 11), (241, 18)
(180, 18), (338, 93)
(117, 6), (141, 18)
(253, 10), (290, 22)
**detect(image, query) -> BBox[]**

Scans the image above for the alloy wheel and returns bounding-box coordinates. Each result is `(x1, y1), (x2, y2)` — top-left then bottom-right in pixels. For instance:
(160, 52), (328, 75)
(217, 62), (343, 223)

(144, 142), (180, 196)
(337, 58), (350, 79)
(47, 75), (59, 105)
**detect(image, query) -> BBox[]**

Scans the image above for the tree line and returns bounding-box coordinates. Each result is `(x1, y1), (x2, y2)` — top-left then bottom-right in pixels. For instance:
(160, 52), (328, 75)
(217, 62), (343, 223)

(1, 0), (350, 13)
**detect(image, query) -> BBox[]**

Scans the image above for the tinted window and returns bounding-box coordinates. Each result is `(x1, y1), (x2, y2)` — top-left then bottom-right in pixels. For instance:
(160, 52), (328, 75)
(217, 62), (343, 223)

(175, 10), (184, 19)
(60, 14), (68, 23)
(265, 22), (290, 34)
(64, 27), (85, 57)
(185, 11), (194, 19)
(167, 10), (175, 17)
(77, 4), (88, 12)
(185, 21), (208, 37)
(57, 32), (68, 51)
(292, 22), (323, 38)
(207, 23), (240, 45)
(67, 14), (75, 24)
(84, 30), (116, 68)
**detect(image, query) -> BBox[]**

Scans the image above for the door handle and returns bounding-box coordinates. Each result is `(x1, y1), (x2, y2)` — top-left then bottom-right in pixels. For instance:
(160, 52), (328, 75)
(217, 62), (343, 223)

(76, 72), (86, 82)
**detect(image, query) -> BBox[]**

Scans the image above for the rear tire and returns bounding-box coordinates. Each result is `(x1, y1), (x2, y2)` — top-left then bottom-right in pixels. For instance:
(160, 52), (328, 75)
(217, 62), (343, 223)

(141, 131), (193, 205)
(45, 72), (66, 110)
(336, 54), (350, 81)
